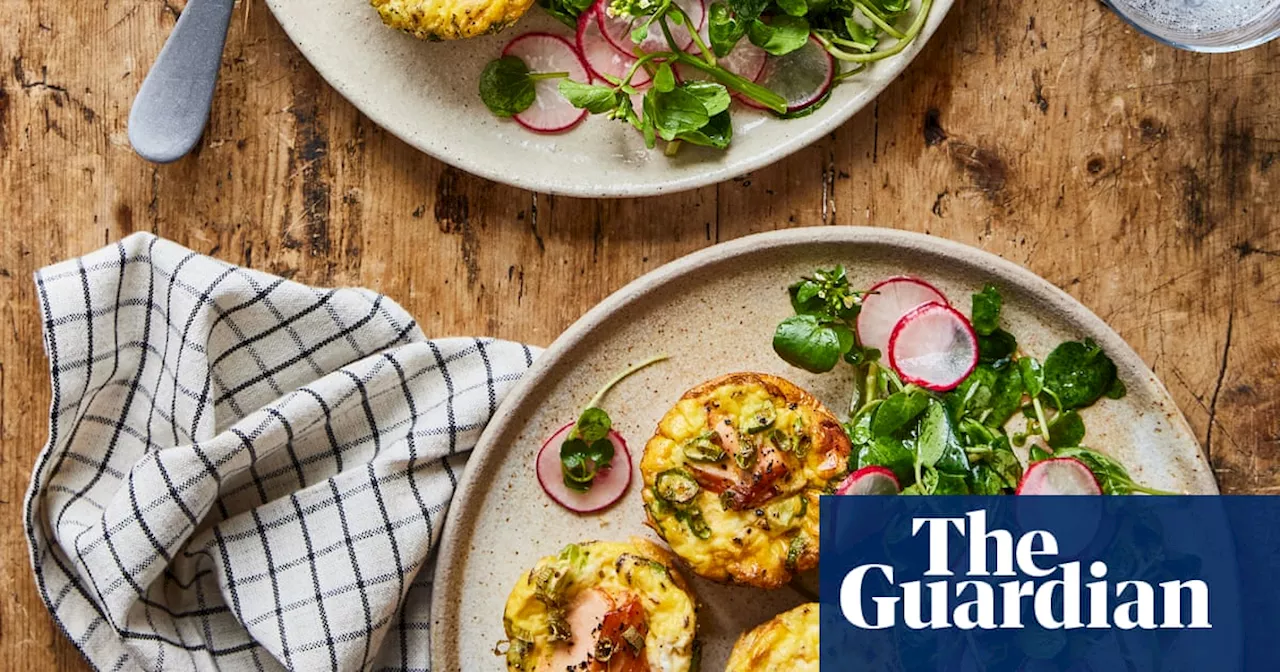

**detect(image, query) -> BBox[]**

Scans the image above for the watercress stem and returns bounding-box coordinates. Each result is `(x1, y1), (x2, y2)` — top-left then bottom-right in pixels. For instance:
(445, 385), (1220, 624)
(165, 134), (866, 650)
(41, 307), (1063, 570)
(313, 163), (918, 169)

(584, 354), (669, 411)
(529, 71), (570, 81)
(675, 54), (788, 113)
(672, 5), (717, 66)
(826, 0), (934, 63)
(853, 0), (906, 39)
(1032, 396), (1051, 443)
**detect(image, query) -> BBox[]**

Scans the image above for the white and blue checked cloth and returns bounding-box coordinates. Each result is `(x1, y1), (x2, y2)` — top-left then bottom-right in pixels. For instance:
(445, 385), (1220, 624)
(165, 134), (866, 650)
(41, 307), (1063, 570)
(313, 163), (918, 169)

(25, 233), (539, 671)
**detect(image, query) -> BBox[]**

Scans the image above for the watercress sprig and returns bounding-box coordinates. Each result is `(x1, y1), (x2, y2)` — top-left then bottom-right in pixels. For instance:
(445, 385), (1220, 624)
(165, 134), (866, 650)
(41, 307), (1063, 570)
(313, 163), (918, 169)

(560, 354), (668, 492)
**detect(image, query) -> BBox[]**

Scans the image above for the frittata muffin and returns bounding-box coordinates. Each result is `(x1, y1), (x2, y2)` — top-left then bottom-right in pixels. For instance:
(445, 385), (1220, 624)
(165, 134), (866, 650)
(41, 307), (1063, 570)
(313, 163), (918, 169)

(501, 538), (700, 672)
(640, 373), (852, 588)
(726, 603), (819, 672)
(371, 0), (533, 40)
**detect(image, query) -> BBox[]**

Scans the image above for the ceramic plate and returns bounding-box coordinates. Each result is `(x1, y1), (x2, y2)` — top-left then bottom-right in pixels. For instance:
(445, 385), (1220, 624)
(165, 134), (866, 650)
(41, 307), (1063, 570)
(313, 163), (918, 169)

(430, 227), (1217, 670)
(263, 0), (952, 197)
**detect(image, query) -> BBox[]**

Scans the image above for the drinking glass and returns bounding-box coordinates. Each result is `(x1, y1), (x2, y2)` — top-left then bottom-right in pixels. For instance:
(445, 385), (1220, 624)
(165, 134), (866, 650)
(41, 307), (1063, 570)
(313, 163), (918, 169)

(1103, 0), (1280, 52)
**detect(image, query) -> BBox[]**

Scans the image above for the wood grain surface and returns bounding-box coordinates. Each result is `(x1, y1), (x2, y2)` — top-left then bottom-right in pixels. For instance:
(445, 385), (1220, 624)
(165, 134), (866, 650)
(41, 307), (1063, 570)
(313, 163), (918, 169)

(1, 0), (1277, 668)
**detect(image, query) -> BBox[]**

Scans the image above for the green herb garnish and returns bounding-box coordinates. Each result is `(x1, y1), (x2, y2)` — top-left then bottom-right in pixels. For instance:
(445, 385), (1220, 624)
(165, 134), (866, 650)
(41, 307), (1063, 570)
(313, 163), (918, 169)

(771, 270), (1163, 496)
(560, 355), (667, 492)
(482, 0), (933, 152)
(478, 56), (570, 118)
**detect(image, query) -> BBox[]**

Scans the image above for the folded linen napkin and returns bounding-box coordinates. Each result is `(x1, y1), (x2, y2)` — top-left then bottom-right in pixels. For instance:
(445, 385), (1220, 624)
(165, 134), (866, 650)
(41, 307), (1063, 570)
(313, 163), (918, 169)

(25, 233), (539, 671)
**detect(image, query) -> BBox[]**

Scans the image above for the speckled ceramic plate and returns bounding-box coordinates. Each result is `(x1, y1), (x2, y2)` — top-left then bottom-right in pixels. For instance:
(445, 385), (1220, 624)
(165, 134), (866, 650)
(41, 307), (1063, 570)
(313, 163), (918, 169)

(430, 227), (1216, 670)
(264, 0), (952, 197)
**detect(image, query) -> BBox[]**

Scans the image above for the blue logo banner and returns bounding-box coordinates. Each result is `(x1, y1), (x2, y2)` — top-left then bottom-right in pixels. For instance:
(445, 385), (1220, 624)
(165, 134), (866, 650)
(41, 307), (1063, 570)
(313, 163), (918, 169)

(819, 496), (1280, 671)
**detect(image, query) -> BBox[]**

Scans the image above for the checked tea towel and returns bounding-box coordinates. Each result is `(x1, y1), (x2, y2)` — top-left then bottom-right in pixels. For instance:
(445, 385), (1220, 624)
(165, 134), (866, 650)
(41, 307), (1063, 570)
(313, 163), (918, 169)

(25, 233), (539, 671)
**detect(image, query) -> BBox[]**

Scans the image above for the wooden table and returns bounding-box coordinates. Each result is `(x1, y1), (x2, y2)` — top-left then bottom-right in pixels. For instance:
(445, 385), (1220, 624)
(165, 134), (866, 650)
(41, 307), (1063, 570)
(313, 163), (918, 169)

(1, 0), (1277, 667)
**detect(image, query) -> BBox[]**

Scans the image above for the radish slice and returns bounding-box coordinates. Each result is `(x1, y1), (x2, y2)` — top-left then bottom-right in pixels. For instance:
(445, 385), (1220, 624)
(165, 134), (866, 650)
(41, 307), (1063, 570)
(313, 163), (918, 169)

(578, 9), (652, 87)
(536, 422), (632, 513)
(836, 466), (901, 495)
(597, 0), (707, 55)
(675, 40), (767, 84)
(1016, 458), (1102, 495)
(503, 33), (591, 133)
(856, 276), (949, 355)
(1016, 458), (1103, 557)
(740, 36), (834, 113)
(888, 302), (979, 392)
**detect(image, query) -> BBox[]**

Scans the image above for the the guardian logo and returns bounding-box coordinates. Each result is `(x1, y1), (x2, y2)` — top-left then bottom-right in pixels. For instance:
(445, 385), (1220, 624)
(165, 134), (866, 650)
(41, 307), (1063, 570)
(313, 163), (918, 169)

(839, 510), (1211, 631)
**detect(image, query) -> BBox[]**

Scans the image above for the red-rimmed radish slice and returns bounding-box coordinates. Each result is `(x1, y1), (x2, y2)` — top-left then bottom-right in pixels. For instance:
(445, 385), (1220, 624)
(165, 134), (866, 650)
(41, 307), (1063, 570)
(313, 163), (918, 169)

(536, 421), (632, 513)
(1015, 458), (1104, 557)
(1016, 458), (1102, 495)
(887, 301), (979, 392)
(597, 0), (707, 55)
(836, 466), (901, 495)
(856, 276), (949, 355)
(739, 35), (834, 114)
(503, 33), (591, 133)
(675, 39), (767, 84)
(578, 9), (652, 87)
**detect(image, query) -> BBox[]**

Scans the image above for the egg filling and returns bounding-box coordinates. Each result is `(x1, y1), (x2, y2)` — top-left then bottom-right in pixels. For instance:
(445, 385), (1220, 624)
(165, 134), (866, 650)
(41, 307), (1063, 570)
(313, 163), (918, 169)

(641, 373), (852, 588)
(725, 603), (819, 672)
(502, 539), (699, 672)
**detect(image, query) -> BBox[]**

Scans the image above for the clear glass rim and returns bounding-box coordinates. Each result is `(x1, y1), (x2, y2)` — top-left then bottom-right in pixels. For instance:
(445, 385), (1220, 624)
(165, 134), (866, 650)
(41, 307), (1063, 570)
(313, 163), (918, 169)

(1102, 0), (1280, 53)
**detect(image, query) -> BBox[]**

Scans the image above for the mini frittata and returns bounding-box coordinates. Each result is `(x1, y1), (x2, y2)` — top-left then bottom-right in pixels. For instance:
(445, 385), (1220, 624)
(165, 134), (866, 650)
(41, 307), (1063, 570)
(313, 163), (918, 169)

(501, 538), (700, 672)
(371, 0), (533, 40)
(725, 603), (819, 672)
(640, 373), (852, 588)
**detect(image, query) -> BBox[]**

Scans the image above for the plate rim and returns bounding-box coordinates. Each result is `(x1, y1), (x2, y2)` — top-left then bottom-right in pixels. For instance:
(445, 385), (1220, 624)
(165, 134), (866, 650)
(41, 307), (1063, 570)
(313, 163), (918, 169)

(263, 0), (954, 198)
(429, 226), (1214, 669)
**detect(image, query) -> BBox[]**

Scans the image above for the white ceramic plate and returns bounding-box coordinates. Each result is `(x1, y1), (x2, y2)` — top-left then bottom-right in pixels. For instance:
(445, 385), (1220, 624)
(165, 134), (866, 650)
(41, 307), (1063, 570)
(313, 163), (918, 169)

(430, 227), (1217, 670)
(263, 0), (953, 197)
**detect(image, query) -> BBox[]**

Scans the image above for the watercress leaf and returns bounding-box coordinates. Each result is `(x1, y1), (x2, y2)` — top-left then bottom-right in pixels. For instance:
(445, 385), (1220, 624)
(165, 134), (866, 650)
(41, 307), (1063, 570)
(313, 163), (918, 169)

(985, 365), (1025, 427)
(932, 471), (970, 495)
(1028, 444), (1053, 463)
(1047, 409), (1086, 448)
(845, 399), (881, 447)
(707, 3), (747, 56)
(575, 407), (612, 442)
(969, 464), (1005, 495)
(971, 283), (1003, 336)
(870, 388), (929, 437)
(1019, 356), (1045, 398)
(650, 88), (710, 141)
(587, 437), (616, 468)
(631, 18), (651, 44)
(1049, 447), (1141, 495)
(641, 91), (658, 147)
(844, 345), (877, 365)
(558, 79), (621, 114)
(841, 16), (878, 46)
(747, 15), (810, 56)
(977, 328), (1017, 365)
(479, 56), (536, 117)
(1042, 339), (1119, 410)
(537, 0), (595, 28)
(727, 0), (768, 21)
(857, 436), (915, 485)
(682, 81), (732, 116)
(864, 0), (910, 16)
(915, 401), (956, 470)
(790, 279), (824, 313)
(776, 0), (807, 16)
(1106, 375), (1128, 400)
(653, 63), (676, 93)
(772, 314), (844, 373)
(676, 110), (733, 148)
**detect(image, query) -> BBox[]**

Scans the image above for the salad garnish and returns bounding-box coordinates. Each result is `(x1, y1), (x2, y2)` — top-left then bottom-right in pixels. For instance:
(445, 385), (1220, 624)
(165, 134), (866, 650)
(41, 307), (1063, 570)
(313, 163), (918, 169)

(772, 267), (1177, 495)
(562, 354), (668, 491)
(478, 0), (934, 147)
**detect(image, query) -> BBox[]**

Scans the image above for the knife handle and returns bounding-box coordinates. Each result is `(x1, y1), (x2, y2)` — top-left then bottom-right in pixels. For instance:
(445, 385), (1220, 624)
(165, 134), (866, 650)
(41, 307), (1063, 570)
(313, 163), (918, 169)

(128, 0), (237, 164)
